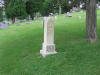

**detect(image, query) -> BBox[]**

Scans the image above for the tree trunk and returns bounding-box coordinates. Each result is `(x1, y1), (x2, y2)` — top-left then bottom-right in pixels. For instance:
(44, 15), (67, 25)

(58, 0), (62, 14)
(30, 14), (34, 20)
(86, 0), (98, 43)
(12, 17), (15, 24)
(59, 3), (61, 14)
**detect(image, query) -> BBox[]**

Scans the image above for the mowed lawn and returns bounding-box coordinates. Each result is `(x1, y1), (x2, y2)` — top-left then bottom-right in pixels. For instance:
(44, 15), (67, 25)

(0, 10), (100, 75)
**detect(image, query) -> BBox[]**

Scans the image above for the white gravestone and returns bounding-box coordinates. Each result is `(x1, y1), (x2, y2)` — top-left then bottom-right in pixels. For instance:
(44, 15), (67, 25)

(78, 16), (82, 20)
(55, 16), (57, 20)
(0, 23), (8, 29)
(40, 17), (57, 57)
(66, 12), (72, 17)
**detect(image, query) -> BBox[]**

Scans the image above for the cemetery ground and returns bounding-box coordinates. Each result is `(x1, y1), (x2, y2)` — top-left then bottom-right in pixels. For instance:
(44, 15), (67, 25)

(0, 10), (100, 75)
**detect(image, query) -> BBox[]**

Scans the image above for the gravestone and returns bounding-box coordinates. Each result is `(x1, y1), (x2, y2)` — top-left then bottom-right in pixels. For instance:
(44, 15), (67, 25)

(54, 16), (57, 20)
(40, 17), (57, 57)
(0, 23), (8, 29)
(66, 12), (72, 17)
(99, 6), (100, 9)
(26, 21), (30, 24)
(78, 16), (82, 20)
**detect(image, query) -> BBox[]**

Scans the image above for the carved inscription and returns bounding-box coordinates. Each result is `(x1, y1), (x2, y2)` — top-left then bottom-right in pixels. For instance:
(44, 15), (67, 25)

(47, 19), (54, 33)
(46, 45), (55, 52)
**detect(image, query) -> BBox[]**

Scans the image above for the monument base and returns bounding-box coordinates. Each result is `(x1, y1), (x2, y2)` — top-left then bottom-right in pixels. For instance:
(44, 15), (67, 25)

(40, 43), (57, 57)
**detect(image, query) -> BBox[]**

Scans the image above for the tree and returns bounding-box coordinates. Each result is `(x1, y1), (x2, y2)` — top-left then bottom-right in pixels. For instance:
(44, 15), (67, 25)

(58, 0), (62, 14)
(41, 0), (55, 16)
(0, 7), (3, 22)
(41, 0), (72, 16)
(56, 0), (67, 14)
(3, 0), (10, 7)
(86, 0), (98, 42)
(5, 0), (28, 23)
(26, 0), (43, 20)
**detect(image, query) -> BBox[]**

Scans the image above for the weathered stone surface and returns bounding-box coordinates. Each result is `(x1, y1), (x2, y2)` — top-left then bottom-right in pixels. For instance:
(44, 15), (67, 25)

(66, 12), (72, 17)
(40, 17), (57, 57)
(0, 23), (8, 29)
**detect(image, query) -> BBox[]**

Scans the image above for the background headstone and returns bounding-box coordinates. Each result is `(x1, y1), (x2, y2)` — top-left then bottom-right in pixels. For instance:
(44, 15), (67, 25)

(66, 12), (72, 17)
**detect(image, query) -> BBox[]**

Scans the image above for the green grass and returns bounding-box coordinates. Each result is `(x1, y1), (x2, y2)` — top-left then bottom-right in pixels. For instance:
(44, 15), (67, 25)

(0, 10), (100, 75)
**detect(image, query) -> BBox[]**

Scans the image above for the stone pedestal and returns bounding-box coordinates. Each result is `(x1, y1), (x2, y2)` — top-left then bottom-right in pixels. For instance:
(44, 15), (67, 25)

(40, 17), (57, 57)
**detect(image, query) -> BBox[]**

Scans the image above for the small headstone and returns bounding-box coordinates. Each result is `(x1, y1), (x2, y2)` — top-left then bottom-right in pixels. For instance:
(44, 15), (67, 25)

(66, 12), (72, 17)
(40, 17), (57, 57)
(16, 24), (20, 26)
(78, 16), (82, 20)
(49, 13), (54, 16)
(72, 10), (75, 13)
(19, 19), (26, 23)
(35, 20), (40, 23)
(0, 23), (8, 29)
(55, 13), (58, 15)
(99, 6), (100, 9)
(26, 21), (30, 24)
(54, 16), (57, 20)
(72, 7), (81, 12)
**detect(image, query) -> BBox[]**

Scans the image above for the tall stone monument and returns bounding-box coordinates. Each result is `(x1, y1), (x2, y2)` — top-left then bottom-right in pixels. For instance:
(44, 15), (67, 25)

(40, 17), (57, 57)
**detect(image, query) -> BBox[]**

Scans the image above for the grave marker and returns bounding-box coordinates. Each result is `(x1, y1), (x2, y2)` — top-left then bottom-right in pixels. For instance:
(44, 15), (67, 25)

(40, 17), (57, 57)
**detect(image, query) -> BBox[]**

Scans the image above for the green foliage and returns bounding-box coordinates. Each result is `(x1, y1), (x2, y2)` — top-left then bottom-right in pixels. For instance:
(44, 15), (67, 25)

(62, 0), (72, 13)
(26, 0), (43, 19)
(41, 0), (82, 15)
(41, 0), (55, 16)
(4, 0), (99, 20)
(0, 8), (3, 22)
(5, 0), (28, 20)
(4, 0), (87, 18)
(41, 0), (68, 15)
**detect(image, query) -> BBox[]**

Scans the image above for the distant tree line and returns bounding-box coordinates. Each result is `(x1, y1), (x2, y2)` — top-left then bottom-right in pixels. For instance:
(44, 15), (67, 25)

(2, 0), (100, 21)
(3, 0), (88, 22)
